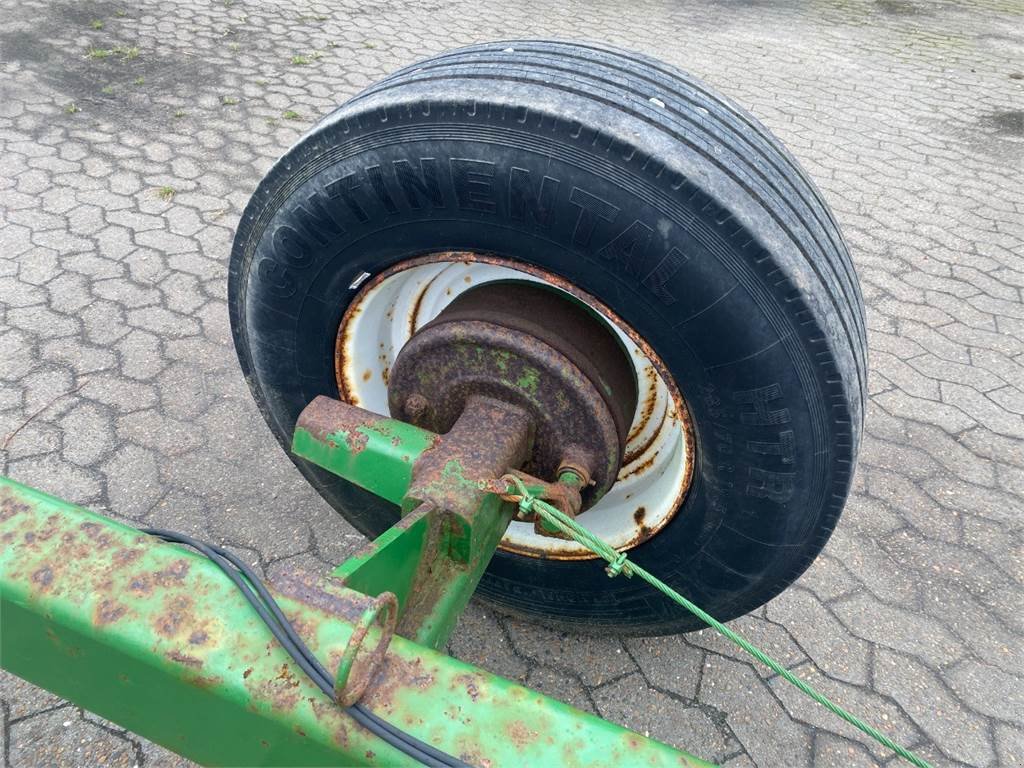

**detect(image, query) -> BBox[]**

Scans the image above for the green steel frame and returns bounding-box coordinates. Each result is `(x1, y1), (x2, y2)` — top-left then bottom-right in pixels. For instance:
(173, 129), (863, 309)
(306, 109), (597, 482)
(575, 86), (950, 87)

(0, 393), (715, 767)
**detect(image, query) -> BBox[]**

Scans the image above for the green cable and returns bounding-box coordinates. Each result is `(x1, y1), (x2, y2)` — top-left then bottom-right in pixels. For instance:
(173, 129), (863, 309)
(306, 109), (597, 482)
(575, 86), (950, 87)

(501, 475), (932, 768)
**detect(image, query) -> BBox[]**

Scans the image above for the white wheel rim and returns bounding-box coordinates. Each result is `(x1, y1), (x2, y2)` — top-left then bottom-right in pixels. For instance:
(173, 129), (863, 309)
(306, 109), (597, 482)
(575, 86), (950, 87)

(336, 254), (694, 560)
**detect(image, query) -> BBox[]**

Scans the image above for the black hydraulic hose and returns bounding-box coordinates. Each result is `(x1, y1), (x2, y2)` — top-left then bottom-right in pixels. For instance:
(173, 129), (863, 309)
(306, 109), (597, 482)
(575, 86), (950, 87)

(141, 527), (469, 768)
(185, 539), (467, 768)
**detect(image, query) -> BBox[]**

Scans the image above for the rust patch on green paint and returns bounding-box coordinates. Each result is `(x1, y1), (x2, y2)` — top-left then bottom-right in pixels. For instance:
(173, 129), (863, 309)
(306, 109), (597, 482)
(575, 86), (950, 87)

(30, 566), (53, 589)
(245, 662), (303, 713)
(453, 673), (481, 702)
(167, 649), (203, 668)
(128, 573), (153, 595)
(189, 630), (209, 646)
(188, 674), (223, 689)
(94, 599), (128, 626)
(273, 570), (370, 626)
(154, 594), (193, 637)
(79, 520), (115, 549)
(112, 548), (142, 567)
(153, 558), (191, 586)
(506, 720), (540, 751)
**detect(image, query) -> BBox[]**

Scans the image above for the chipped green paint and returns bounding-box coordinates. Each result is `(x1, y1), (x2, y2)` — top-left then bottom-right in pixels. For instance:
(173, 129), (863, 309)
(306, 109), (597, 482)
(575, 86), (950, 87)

(422, 459), (477, 501)
(490, 347), (511, 372)
(515, 365), (540, 393)
(291, 402), (436, 508)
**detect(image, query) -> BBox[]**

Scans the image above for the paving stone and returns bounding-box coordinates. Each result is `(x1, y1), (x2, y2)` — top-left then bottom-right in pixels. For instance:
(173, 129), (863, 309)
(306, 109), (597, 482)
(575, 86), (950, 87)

(503, 617), (637, 687)
(7, 305), (78, 339)
(62, 254), (124, 282)
(92, 277), (163, 309)
(831, 592), (964, 666)
(881, 529), (1009, 597)
(0, 384), (24, 413)
(872, 389), (977, 434)
(116, 329), (166, 381)
(101, 443), (163, 520)
(701, 655), (812, 767)
(447, 602), (529, 684)
(904, 421), (997, 487)
(2, 417), (62, 462)
(824, 528), (920, 605)
(921, 474), (1024, 527)
(719, 754), (756, 768)
(687, 615), (806, 682)
(15, 249), (61, 285)
(0, 277), (46, 308)
(302, 491), (369, 565)
(116, 409), (206, 457)
(976, 582), (1024, 636)
(157, 363), (214, 420)
(80, 372), (159, 414)
(962, 516), (1024, 587)
(139, 488), (210, 539)
(792, 551), (860, 602)
(7, 708), (138, 768)
(140, 739), (195, 768)
(80, 300), (130, 346)
(126, 306), (201, 337)
(865, 466), (959, 542)
(947, 659), (1024, 725)
(7, 454), (102, 505)
(0, 329), (38, 382)
(813, 732), (882, 768)
(922, 580), (1024, 677)
(765, 588), (871, 686)
(769, 663), (921, 762)
(593, 673), (734, 761)
(523, 664), (595, 714)
(0, 671), (63, 720)
(875, 649), (995, 767)
(995, 723), (1024, 768)
(624, 633), (705, 700)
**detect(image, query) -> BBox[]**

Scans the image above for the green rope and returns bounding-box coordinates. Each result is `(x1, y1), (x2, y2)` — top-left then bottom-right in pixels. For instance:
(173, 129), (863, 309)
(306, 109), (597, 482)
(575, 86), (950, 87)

(500, 474), (932, 768)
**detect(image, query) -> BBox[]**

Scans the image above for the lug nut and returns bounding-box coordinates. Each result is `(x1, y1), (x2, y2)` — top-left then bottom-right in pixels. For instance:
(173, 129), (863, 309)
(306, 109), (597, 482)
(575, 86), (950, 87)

(404, 393), (429, 420)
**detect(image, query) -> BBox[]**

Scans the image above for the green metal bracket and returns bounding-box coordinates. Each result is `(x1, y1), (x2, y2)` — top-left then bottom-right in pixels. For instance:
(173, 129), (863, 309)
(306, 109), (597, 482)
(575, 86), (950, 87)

(0, 476), (713, 768)
(291, 400), (437, 509)
(292, 395), (532, 650)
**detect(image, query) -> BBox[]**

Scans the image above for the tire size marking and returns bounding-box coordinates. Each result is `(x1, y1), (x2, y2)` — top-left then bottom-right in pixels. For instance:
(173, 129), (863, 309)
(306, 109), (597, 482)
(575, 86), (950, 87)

(257, 157), (692, 306)
(702, 383), (797, 508)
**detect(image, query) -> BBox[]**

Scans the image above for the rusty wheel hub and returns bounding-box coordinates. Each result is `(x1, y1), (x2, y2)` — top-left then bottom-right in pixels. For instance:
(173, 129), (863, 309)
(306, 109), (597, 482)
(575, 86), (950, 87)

(387, 282), (638, 508)
(335, 253), (695, 560)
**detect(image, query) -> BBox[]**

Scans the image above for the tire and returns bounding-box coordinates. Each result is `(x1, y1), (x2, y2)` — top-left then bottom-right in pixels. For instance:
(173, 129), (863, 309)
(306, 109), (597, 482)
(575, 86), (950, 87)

(228, 40), (866, 634)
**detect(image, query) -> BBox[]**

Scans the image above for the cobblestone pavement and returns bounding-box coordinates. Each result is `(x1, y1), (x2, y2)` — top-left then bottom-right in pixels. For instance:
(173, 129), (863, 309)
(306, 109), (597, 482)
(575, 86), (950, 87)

(1, 0), (1022, 765)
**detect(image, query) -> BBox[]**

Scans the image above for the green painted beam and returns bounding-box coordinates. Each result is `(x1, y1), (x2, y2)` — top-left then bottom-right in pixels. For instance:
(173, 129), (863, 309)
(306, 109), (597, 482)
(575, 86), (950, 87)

(291, 396), (436, 509)
(0, 477), (714, 768)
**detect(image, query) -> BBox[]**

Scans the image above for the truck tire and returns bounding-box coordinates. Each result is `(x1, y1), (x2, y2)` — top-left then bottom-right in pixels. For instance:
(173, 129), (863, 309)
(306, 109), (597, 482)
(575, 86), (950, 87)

(228, 40), (866, 634)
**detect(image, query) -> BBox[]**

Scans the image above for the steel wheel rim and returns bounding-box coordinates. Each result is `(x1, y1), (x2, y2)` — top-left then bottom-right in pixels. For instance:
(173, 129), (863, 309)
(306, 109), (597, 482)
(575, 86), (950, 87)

(335, 252), (695, 560)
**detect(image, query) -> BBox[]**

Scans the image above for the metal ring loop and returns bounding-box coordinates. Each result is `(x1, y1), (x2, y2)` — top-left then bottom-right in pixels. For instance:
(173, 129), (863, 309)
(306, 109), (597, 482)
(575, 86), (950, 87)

(334, 591), (398, 706)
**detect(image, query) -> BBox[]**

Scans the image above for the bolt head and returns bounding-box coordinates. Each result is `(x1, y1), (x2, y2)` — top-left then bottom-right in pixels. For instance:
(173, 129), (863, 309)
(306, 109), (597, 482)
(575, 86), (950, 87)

(404, 393), (429, 420)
